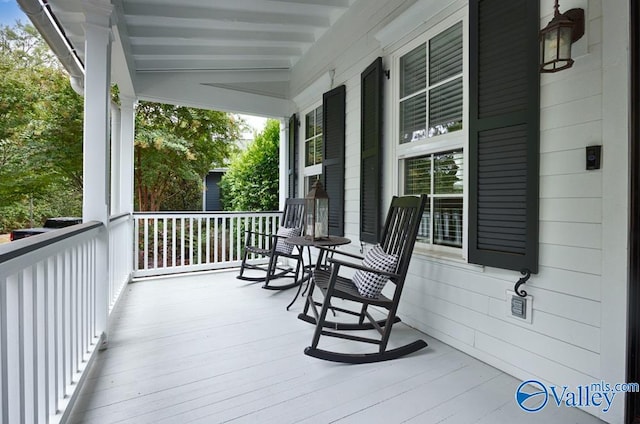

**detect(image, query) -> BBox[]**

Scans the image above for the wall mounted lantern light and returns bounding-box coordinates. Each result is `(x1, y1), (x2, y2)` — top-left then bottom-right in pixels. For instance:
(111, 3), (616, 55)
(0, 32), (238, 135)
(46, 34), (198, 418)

(305, 180), (329, 240)
(540, 0), (585, 73)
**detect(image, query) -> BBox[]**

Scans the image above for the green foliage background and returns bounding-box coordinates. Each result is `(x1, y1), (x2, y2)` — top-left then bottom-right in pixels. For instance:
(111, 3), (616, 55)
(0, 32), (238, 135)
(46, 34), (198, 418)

(220, 119), (280, 211)
(134, 102), (243, 211)
(0, 22), (83, 232)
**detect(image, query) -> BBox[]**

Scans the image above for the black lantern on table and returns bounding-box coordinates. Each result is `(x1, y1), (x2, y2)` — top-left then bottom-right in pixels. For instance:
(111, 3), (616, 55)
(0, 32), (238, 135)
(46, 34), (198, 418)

(305, 180), (329, 240)
(539, 0), (585, 73)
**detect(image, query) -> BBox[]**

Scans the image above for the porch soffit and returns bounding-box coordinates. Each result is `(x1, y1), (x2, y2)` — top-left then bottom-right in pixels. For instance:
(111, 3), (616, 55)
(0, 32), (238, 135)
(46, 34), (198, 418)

(39, 0), (356, 116)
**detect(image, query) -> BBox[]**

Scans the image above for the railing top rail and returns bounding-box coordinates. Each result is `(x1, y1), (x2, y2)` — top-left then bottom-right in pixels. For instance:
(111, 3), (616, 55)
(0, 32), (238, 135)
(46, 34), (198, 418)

(133, 210), (282, 216)
(110, 212), (131, 223)
(0, 221), (102, 265)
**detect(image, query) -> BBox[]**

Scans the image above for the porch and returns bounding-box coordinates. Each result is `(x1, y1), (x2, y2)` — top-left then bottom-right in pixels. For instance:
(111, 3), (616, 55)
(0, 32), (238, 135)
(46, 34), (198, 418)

(67, 270), (602, 424)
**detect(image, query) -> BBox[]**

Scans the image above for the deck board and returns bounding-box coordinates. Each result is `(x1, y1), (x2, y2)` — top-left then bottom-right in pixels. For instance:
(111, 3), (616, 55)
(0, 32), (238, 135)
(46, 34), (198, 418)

(67, 271), (604, 424)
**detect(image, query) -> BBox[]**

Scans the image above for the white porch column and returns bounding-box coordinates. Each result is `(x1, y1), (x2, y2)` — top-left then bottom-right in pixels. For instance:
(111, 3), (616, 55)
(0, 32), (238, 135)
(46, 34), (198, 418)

(82, 0), (113, 348)
(119, 95), (136, 213)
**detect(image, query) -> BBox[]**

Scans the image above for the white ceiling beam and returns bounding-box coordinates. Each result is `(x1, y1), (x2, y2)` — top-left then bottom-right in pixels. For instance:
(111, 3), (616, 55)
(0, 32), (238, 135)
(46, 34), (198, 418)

(130, 45), (302, 57)
(136, 70), (291, 84)
(126, 26), (315, 43)
(123, 15), (324, 34)
(123, 3), (330, 28)
(267, 0), (351, 7)
(134, 54), (295, 62)
(134, 58), (292, 72)
(128, 37), (311, 51)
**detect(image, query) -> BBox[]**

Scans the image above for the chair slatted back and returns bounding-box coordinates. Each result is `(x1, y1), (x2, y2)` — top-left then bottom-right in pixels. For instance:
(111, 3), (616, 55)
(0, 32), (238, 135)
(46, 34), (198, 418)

(281, 198), (305, 229)
(379, 195), (428, 287)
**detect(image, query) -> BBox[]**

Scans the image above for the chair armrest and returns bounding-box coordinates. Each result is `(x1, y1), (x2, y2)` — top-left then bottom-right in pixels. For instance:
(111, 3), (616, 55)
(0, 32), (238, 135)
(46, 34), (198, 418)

(244, 229), (271, 238)
(327, 257), (401, 280)
(314, 246), (364, 261)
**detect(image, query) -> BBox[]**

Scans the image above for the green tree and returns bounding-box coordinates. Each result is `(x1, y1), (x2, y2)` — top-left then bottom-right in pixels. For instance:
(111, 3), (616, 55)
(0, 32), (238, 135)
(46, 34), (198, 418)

(0, 22), (83, 232)
(220, 119), (280, 211)
(134, 102), (243, 211)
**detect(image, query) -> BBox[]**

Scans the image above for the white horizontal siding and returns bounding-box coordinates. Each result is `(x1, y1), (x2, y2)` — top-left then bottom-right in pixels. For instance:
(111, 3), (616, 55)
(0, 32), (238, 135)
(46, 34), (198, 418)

(290, 1), (629, 422)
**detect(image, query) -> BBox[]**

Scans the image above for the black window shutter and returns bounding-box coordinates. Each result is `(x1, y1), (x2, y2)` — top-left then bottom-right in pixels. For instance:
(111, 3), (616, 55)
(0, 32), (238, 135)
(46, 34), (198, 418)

(288, 114), (298, 198)
(360, 57), (383, 244)
(322, 85), (346, 236)
(468, 0), (540, 273)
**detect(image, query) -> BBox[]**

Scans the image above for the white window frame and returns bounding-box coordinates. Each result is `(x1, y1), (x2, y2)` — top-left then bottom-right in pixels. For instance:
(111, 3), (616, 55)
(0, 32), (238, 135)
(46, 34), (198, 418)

(302, 102), (323, 191)
(391, 9), (469, 259)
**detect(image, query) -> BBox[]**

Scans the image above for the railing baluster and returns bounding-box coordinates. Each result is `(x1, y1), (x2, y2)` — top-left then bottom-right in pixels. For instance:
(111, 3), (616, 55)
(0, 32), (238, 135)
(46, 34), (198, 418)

(214, 217), (219, 263)
(143, 219), (149, 270)
(180, 218), (185, 267)
(206, 218), (211, 264)
(187, 218), (193, 266)
(163, 218), (168, 269)
(258, 216), (263, 253)
(172, 218), (177, 268)
(197, 218), (202, 265)
(153, 219), (158, 270)
(229, 217), (235, 263)
(222, 217), (227, 263)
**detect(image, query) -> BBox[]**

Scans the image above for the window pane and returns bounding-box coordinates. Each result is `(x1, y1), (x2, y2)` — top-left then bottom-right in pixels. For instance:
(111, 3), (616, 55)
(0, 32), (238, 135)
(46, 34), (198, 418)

(404, 155), (431, 195)
(418, 206), (431, 244)
(400, 92), (427, 144)
(306, 111), (315, 138)
(433, 198), (463, 247)
(434, 150), (464, 194)
(429, 22), (463, 85)
(429, 77), (463, 137)
(314, 135), (323, 165)
(400, 43), (426, 98)
(305, 139), (314, 166)
(315, 106), (323, 136)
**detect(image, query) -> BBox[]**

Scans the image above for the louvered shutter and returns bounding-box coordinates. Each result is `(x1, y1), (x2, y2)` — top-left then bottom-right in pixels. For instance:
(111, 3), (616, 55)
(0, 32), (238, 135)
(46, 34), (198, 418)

(468, 0), (540, 273)
(360, 58), (383, 244)
(322, 85), (346, 236)
(288, 114), (298, 198)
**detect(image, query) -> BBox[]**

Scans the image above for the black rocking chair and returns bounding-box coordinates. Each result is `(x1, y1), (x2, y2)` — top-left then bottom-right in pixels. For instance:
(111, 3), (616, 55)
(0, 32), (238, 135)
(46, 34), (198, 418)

(237, 198), (305, 290)
(301, 194), (428, 363)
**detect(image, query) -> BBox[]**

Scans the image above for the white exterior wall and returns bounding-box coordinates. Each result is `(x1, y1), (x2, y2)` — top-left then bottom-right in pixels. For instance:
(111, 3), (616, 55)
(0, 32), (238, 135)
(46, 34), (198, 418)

(290, 0), (629, 422)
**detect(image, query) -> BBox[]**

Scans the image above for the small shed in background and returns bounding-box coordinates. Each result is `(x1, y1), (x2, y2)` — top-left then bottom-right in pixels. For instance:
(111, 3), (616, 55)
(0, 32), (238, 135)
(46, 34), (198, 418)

(203, 168), (227, 211)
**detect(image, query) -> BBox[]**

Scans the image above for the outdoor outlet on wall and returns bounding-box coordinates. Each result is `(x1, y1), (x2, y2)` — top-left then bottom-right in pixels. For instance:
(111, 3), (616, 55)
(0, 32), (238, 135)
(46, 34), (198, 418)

(511, 296), (526, 319)
(506, 290), (533, 324)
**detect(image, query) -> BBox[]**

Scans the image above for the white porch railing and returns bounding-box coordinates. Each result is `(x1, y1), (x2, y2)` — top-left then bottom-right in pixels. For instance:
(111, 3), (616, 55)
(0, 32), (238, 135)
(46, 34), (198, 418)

(133, 211), (282, 278)
(0, 216), (132, 424)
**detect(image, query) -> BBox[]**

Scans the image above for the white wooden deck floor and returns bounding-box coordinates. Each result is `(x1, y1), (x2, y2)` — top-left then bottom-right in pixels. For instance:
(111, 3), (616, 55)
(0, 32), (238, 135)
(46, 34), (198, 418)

(68, 270), (604, 424)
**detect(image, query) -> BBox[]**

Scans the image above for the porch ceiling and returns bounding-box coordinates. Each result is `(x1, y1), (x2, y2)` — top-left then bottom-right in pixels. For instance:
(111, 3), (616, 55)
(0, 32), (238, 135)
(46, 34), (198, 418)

(38, 0), (356, 116)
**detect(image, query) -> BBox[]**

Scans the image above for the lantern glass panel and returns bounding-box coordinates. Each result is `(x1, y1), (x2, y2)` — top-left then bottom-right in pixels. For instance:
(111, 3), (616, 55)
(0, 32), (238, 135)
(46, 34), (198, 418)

(315, 198), (329, 238)
(305, 198), (316, 237)
(543, 30), (559, 62)
(557, 26), (572, 59)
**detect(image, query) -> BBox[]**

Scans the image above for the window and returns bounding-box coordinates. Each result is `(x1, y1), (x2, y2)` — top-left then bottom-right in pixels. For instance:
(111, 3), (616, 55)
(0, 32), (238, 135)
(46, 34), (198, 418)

(399, 22), (463, 144)
(404, 151), (464, 248)
(396, 18), (465, 252)
(305, 106), (323, 167)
